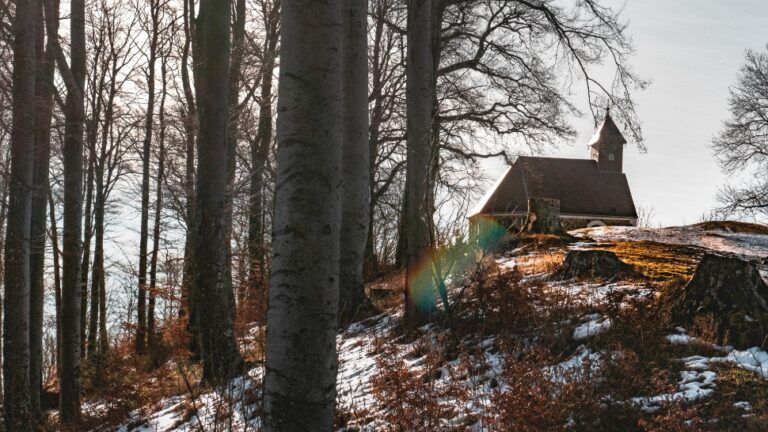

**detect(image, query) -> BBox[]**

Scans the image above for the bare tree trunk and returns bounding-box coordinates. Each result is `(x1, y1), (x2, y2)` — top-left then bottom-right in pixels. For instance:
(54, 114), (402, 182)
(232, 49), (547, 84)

(404, 0), (437, 324)
(80, 157), (93, 357)
(47, 191), (62, 377)
(180, 0), (199, 358)
(137, 0), (161, 355)
(338, 0), (370, 324)
(97, 236), (107, 357)
(247, 0), (279, 311)
(364, 2), (385, 277)
(148, 56), (168, 355)
(89, 151), (106, 366)
(91, 50), (119, 364)
(86, 224), (99, 358)
(0, 150), (9, 401)
(57, 0), (86, 421)
(221, 0), (247, 318)
(3, 0), (38, 428)
(426, 5), (442, 246)
(263, 0), (343, 429)
(29, 0), (57, 417)
(193, 0), (243, 382)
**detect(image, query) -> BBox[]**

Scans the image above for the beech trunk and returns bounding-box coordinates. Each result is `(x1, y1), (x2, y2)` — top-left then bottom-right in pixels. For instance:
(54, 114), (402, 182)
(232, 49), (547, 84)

(263, 0), (343, 429)
(3, 0), (38, 428)
(404, 0), (437, 324)
(193, 0), (243, 381)
(338, 0), (371, 324)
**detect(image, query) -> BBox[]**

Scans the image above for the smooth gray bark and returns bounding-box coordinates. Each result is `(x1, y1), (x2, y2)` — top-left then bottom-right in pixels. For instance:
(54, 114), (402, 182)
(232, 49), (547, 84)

(57, 0), (86, 422)
(179, 0), (198, 356)
(338, 0), (371, 324)
(193, 0), (243, 381)
(263, 0), (344, 429)
(404, 0), (437, 324)
(3, 0), (38, 429)
(29, 0), (56, 417)
(222, 0), (247, 317)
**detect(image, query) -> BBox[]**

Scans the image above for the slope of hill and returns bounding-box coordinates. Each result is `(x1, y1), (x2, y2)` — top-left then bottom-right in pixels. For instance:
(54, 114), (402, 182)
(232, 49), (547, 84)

(100, 222), (768, 431)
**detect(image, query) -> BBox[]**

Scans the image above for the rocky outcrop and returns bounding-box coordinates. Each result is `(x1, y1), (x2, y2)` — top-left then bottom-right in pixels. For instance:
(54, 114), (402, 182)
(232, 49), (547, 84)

(670, 253), (768, 349)
(557, 249), (636, 280)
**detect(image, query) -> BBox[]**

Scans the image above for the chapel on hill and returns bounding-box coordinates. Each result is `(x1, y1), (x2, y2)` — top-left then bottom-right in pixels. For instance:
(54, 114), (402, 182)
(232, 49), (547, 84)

(469, 113), (638, 230)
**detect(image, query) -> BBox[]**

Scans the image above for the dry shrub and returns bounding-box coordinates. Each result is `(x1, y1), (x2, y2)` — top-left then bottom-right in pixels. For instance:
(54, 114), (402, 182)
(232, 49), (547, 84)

(370, 341), (469, 431)
(452, 266), (578, 353)
(365, 270), (406, 312)
(636, 407), (703, 432)
(690, 313), (719, 345)
(77, 317), (205, 430)
(485, 349), (577, 432)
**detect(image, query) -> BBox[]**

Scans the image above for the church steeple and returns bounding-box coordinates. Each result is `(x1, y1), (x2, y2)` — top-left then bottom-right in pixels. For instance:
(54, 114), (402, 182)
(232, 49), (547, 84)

(589, 111), (626, 172)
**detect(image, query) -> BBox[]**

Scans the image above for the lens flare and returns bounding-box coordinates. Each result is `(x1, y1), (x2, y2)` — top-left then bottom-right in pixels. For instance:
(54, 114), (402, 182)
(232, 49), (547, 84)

(407, 216), (507, 315)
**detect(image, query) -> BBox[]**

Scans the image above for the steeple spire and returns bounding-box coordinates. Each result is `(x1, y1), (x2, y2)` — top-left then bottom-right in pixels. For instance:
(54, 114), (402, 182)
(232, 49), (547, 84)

(589, 111), (626, 172)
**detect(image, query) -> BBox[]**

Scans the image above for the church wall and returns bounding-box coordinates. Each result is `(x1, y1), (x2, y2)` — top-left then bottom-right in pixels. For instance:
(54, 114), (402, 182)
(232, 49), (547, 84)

(470, 214), (635, 234)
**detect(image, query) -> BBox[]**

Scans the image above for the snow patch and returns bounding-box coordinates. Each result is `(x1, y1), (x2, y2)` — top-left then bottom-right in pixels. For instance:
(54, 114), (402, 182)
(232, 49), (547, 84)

(632, 370), (716, 412)
(573, 316), (613, 341)
(574, 225), (768, 260)
(684, 347), (768, 378)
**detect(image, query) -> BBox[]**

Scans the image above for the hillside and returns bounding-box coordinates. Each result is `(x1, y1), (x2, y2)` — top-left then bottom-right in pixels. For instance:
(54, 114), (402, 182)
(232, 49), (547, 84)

(94, 222), (768, 431)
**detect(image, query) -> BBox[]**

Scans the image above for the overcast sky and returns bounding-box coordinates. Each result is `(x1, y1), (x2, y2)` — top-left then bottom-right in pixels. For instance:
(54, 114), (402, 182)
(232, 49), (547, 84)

(479, 0), (768, 227)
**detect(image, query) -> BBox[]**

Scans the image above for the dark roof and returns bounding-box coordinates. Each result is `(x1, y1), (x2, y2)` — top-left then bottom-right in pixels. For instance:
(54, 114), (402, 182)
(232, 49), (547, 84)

(472, 156), (637, 219)
(589, 113), (626, 148)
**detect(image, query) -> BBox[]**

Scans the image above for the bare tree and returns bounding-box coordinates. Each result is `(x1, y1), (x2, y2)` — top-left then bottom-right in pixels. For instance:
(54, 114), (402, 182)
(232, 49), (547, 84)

(193, 0), (243, 381)
(179, 0), (198, 355)
(263, 0), (344, 429)
(87, 0), (137, 364)
(246, 0), (280, 315)
(713, 46), (768, 220)
(29, 0), (57, 417)
(366, 0), (407, 275)
(136, 0), (163, 355)
(43, 0), (87, 421)
(3, 0), (38, 428)
(80, 151), (93, 356)
(404, 0), (437, 324)
(338, 0), (371, 324)
(148, 50), (170, 355)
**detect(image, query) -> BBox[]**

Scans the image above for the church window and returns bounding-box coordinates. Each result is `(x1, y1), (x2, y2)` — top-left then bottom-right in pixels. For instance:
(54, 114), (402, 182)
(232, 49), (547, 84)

(608, 153), (615, 161)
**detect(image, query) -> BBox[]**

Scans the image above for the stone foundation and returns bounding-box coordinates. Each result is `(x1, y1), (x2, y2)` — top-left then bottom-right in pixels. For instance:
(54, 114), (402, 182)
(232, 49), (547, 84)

(470, 214), (635, 233)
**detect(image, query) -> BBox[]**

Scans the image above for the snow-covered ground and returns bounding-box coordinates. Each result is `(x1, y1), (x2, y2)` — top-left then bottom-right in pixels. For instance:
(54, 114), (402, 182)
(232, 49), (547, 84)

(574, 224), (768, 260)
(104, 223), (768, 431)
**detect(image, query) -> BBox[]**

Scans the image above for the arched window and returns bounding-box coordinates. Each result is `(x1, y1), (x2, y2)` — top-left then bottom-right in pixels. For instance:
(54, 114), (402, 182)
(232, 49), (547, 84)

(608, 153), (615, 161)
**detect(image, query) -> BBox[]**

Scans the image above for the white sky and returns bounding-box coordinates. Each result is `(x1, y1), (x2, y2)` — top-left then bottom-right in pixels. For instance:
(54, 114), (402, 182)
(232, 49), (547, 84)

(479, 0), (768, 227)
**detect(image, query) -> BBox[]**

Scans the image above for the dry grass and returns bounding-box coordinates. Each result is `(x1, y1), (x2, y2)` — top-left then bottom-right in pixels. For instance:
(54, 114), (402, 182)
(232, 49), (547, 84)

(594, 240), (702, 282)
(365, 270), (406, 312)
(693, 220), (768, 235)
(512, 250), (566, 275)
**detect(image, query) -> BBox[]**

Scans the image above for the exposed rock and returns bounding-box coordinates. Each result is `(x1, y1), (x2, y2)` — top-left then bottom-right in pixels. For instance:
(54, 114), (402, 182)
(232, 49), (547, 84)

(557, 249), (637, 280)
(670, 253), (768, 349)
(522, 197), (563, 234)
